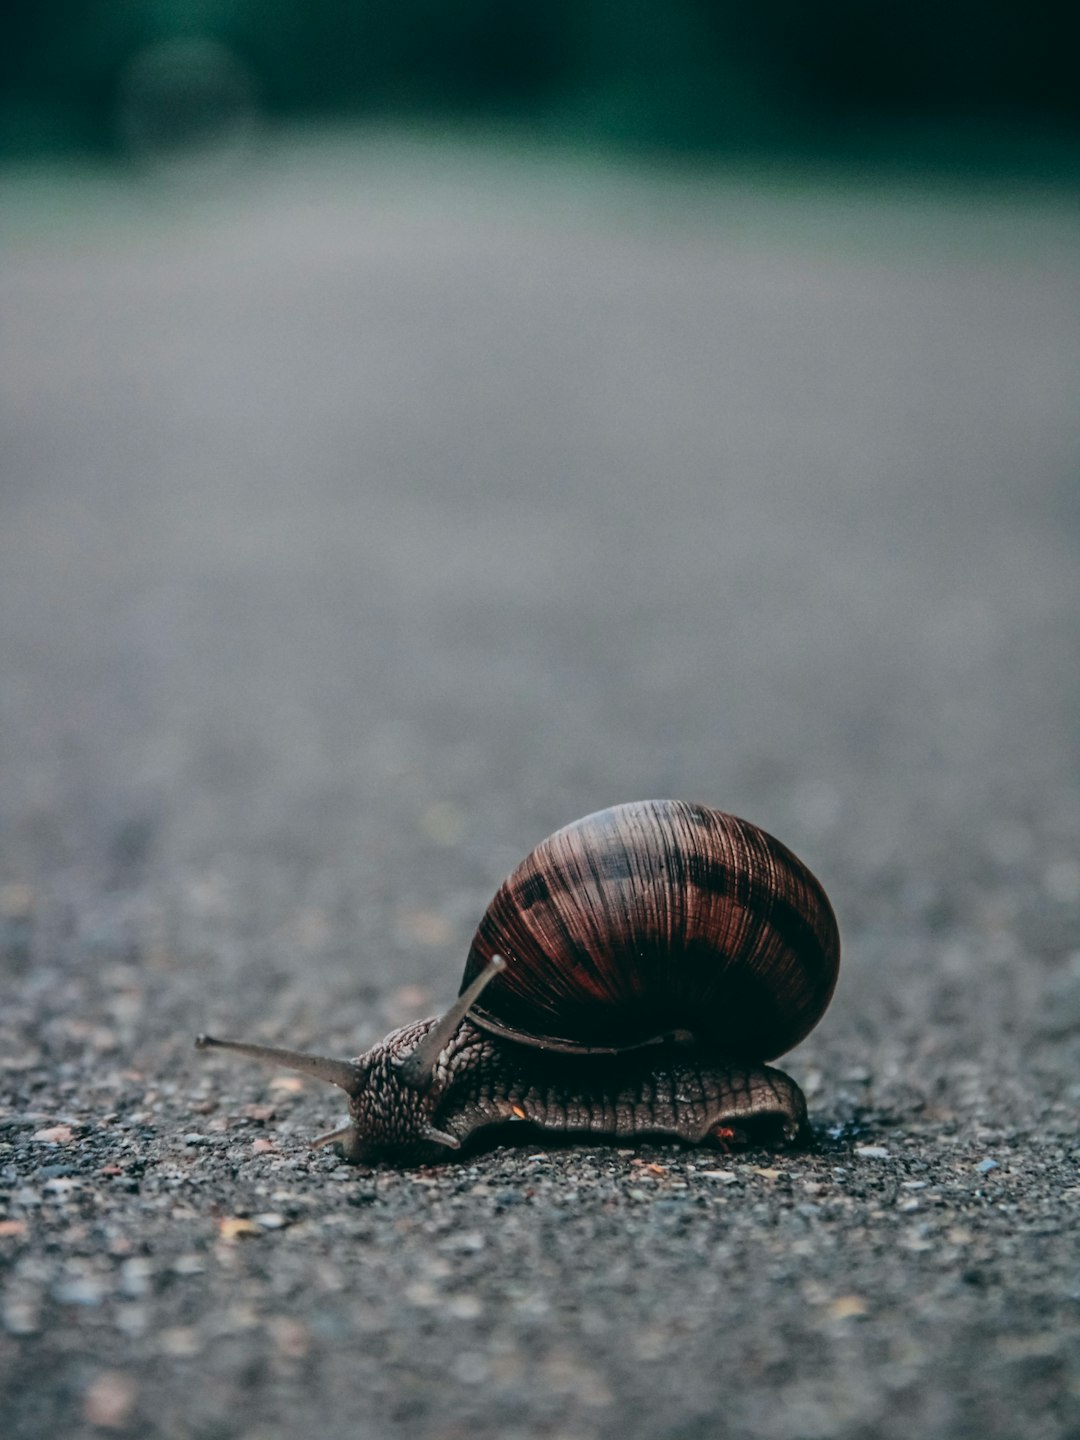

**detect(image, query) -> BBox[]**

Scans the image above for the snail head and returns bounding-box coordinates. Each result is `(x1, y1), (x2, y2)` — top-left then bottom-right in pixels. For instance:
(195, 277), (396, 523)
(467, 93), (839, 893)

(194, 955), (507, 1160)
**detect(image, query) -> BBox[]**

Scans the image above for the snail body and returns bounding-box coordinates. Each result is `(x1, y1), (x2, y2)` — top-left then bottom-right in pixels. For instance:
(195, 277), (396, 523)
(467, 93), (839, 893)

(196, 800), (839, 1163)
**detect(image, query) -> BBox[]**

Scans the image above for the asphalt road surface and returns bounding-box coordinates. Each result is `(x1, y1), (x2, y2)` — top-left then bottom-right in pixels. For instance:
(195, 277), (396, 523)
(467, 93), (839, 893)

(1, 133), (1079, 1440)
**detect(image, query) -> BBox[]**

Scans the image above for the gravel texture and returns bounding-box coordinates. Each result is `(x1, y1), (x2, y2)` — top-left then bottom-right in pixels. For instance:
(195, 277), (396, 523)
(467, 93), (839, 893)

(1, 134), (1079, 1440)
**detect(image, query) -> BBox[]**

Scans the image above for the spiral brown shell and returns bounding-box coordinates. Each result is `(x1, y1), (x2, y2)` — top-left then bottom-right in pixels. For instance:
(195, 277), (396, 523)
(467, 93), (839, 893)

(459, 800), (840, 1061)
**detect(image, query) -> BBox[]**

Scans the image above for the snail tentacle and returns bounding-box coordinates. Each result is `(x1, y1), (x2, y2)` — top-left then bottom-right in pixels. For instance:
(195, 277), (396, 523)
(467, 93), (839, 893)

(194, 1034), (363, 1096)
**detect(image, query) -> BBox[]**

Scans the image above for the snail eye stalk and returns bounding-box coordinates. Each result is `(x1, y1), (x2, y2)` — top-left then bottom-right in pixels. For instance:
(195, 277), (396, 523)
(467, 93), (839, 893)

(393, 954), (507, 1091)
(193, 1035), (363, 1096)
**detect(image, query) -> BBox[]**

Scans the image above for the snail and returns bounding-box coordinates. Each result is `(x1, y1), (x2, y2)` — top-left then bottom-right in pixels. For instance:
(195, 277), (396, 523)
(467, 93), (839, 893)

(195, 799), (840, 1163)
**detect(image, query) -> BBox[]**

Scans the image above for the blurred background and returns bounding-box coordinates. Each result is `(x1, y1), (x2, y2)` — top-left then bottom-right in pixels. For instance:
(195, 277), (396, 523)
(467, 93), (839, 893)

(1, 0), (1078, 1011)
(2, 0), (1079, 169)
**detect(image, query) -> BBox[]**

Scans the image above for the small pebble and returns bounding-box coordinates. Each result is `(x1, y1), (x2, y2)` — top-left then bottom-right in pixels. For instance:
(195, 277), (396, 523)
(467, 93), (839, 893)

(270, 1316), (310, 1359)
(118, 1257), (153, 1298)
(977, 1157), (1000, 1174)
(254, 1212), (288, 1230)
(32, 1125), (74, 1145)
(239, 1104), (276, 1122)
(406, 1280), (439, 1307)
(43, 1176), (80, 1196)
(447, 1293), (484, 1320)
(172, 1255), (205, 1276)
(159, 1326), (202, 1357)
(218, 1217), (262, 1240)
(83, 1371), (137, 1430)
(3, 1296), (40, 1334)
(854, 1146), (891, 1159)
(395, 909), (455, 948)
(54, 1274), (106, 1306)
(115, 1305), (149, 1338)
(448, 1231), (485, 1253)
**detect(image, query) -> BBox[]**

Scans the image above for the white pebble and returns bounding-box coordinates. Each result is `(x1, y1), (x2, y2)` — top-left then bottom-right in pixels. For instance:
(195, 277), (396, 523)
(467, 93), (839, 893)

(254, 1212), (288, 1230)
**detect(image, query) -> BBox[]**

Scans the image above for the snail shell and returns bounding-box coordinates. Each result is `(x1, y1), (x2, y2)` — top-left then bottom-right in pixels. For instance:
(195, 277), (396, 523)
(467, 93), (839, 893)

(461, 799), (839, 1060)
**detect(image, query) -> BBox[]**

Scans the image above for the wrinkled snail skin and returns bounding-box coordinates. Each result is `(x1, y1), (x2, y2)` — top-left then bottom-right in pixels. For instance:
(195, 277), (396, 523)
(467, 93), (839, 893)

(425, 1030), (811, 1159)
(195, 800), (838, 1165)
(323, 1018), (810, 1164)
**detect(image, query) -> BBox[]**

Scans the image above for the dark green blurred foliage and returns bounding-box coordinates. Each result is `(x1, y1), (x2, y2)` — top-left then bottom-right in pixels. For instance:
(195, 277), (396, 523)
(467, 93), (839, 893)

(1, 0), (1076, 161)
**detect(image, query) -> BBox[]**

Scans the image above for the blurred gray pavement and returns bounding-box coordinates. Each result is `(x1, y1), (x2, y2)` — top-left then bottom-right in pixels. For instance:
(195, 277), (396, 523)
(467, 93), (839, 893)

(1, 135), (1079, 1439)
